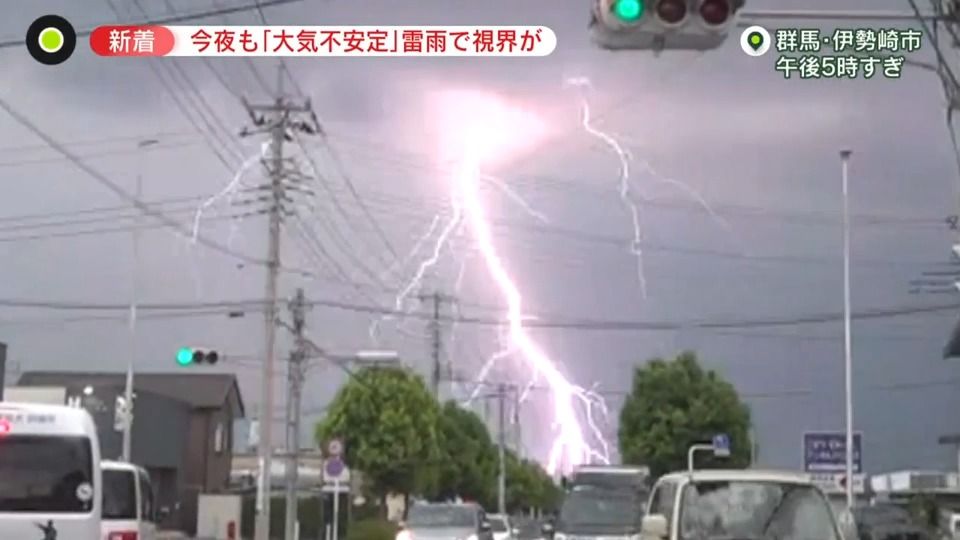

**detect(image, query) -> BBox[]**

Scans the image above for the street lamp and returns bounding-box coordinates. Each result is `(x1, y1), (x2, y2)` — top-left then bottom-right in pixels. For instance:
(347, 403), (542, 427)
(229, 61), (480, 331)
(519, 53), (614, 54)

(121, 138), (160, 463)
(840, 149), (855, 512)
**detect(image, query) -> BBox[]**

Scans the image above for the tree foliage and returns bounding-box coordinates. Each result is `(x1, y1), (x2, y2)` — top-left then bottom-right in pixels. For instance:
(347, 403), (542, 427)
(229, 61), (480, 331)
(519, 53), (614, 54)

(315, 366), (442, 498)
(618, 351), (752, 478)
(435, 401), (498, 507)
(505, 451), (562, 514)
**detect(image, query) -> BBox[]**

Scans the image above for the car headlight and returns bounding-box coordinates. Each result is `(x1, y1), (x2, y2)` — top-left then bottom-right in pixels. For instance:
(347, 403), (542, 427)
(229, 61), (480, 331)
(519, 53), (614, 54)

(554, 534), (567, 540)
(463, 535), (478, 540)
(396, 531), (413, 540)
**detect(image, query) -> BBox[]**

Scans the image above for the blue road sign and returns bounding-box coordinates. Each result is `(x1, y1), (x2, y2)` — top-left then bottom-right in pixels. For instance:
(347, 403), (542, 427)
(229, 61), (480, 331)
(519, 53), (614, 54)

(712, 433), (731, 456)
(803, 432), (862, 473)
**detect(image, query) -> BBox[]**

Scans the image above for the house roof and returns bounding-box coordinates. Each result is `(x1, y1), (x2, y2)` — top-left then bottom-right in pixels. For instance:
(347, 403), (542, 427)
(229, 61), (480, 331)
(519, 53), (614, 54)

(16, 371), (245, 418)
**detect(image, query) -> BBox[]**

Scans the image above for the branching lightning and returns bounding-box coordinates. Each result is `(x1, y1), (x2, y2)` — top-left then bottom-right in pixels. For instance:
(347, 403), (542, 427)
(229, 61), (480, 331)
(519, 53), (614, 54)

(566, 76), (741, 277)
(191, 141), (271, 242)
(566, 77), (647, 297)
(453, 115), (609, 474)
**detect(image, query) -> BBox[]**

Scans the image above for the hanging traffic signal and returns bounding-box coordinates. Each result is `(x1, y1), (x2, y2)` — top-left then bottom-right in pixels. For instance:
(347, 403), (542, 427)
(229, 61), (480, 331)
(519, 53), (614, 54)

(176, 347), (219, 366)
(591, 0), (745, 51)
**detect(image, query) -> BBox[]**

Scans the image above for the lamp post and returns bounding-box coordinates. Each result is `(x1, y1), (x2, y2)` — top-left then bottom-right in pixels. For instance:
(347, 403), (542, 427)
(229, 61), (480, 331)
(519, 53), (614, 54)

(122, 138), (159, 463)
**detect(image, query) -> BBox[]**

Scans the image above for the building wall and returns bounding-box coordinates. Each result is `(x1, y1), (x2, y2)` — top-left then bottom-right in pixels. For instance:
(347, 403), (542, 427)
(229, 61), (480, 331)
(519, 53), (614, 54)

(0, 342), (6, 401)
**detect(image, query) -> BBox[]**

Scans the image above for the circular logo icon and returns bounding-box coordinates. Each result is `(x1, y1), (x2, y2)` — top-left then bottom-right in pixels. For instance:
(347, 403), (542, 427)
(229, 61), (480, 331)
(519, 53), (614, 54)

(26, 15), (77, 65)
(740, 25), (771, 57)
(75, 482), (93, 502)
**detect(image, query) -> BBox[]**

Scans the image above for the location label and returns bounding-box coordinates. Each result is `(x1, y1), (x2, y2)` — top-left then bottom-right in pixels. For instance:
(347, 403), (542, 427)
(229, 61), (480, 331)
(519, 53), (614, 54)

(740, 25), (771, 57)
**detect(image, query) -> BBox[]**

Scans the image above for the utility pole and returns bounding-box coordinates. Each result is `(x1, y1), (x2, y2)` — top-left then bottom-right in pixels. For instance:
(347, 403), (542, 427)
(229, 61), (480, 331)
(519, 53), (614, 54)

(284, 288), (308, 540)
(418, 291), (456, 398)
(245, 67), (320, 540)
(497, 383), (507, 515)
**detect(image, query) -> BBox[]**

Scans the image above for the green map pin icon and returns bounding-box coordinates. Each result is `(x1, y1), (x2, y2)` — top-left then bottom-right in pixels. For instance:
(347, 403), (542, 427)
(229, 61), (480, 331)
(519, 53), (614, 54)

(748, 31), (763, 51)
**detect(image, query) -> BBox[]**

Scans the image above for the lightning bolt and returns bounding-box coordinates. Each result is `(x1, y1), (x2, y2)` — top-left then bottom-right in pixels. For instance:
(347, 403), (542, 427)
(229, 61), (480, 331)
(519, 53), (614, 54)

(566, 77), (742, 284)
(191, 141), (271, 242)
(454, 132), (608, 474)
(565, 77), (647, 297)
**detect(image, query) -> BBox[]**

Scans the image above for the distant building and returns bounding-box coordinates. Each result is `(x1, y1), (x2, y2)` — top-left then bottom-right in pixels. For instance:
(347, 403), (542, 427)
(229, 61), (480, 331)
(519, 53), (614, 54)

(0, 342), (6, 401)
(15, 371), (245, 536)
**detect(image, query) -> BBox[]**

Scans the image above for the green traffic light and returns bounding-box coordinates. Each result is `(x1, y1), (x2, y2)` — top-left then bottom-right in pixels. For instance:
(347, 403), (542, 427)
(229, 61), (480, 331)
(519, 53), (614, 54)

(612, 0), (644, 21)
(176, 347), (194, 366)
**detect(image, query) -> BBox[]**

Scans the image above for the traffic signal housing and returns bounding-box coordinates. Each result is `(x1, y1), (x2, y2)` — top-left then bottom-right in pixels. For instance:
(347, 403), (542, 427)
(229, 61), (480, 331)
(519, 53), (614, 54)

(176, 347), (219, 367)
(591, 0), (745, 51)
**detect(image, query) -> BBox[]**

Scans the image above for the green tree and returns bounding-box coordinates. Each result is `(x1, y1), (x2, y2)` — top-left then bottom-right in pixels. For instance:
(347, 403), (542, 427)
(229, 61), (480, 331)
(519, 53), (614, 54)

(618, 351), (752, 478)
(505, 451), (562, 514)
(435, 401), (498, 507)
(315, 366), (442, 502)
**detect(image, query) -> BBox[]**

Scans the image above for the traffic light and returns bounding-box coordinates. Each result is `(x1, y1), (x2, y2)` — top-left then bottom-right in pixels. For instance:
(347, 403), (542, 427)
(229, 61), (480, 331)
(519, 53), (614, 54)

(176, 347), (219, 367)
(590, 0), (745, 51)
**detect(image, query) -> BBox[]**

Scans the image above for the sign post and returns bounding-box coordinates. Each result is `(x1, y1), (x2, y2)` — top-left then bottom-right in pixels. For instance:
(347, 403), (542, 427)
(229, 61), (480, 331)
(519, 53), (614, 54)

(688, 433), (731, 471)
(324, 440), (347, 540)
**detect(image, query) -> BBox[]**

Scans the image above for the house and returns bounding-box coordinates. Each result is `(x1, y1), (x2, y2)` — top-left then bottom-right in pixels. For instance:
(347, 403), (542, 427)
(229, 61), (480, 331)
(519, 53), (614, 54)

(15, 371), (245, 535)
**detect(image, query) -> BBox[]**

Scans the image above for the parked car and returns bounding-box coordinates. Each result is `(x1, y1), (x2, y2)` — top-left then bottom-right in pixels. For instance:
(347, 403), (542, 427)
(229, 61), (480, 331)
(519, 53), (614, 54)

(853, 504), (930, 540)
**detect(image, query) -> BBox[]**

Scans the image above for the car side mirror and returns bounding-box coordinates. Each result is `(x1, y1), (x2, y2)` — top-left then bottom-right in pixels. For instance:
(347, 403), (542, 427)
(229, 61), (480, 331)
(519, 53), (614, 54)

(641, 514), (668, 539)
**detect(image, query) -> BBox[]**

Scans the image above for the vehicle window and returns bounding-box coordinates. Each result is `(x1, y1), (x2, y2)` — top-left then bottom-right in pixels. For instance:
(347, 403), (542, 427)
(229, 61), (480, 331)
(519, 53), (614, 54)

(650, 481), (677, 534)
(139, 469), (155, 522)
(407, 505), (478, 527)
(490, 517), (509, 532)
(0, 434), (94, 513)
(678, 481), (840, 540)
(559, 486), (644, 527)
(103, 469), (137, 520)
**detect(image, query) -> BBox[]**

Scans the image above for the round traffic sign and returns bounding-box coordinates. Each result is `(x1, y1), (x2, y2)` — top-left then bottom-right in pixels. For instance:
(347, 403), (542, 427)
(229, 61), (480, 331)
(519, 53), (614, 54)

(325, 457), (344, 478)
(328, 438), (343, 456)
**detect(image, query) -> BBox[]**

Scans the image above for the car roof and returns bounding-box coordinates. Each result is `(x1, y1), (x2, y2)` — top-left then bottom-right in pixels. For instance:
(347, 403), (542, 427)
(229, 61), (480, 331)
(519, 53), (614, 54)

(659, 469), (817, 484)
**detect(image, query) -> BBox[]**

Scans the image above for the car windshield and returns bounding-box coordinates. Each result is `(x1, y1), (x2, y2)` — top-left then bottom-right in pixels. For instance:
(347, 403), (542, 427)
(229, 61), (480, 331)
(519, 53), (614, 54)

(0, 434), (94, 513)
(679, 481), (840, 540)
(490, 516), (509, 532)
(559, 487), (642, 526)
(102, 469), (137, 520)
(407, 505), (477, 528)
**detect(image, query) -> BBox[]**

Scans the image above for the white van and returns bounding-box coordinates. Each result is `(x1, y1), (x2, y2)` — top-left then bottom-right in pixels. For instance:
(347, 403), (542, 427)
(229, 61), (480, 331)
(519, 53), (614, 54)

(0, 401), (102, 539)
(641, 469), (844, 540)
(101, 461), (157, 540)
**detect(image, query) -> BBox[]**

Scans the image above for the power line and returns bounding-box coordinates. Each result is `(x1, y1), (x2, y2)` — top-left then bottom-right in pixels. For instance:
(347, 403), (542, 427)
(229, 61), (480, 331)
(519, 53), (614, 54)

(0, 295), (953, 330)
(0, 96), (314, 276)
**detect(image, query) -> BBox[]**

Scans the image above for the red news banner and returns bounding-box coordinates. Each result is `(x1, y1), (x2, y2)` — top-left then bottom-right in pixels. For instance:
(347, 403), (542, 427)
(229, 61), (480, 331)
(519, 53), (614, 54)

(90, 25), (558, 56)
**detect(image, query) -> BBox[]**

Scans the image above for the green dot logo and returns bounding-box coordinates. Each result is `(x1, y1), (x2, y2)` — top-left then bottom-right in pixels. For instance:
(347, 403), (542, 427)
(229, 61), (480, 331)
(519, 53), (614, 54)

(740, 25), (771, 57)
(39, 27), (64, 53)
(26, 15), (77, 65)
